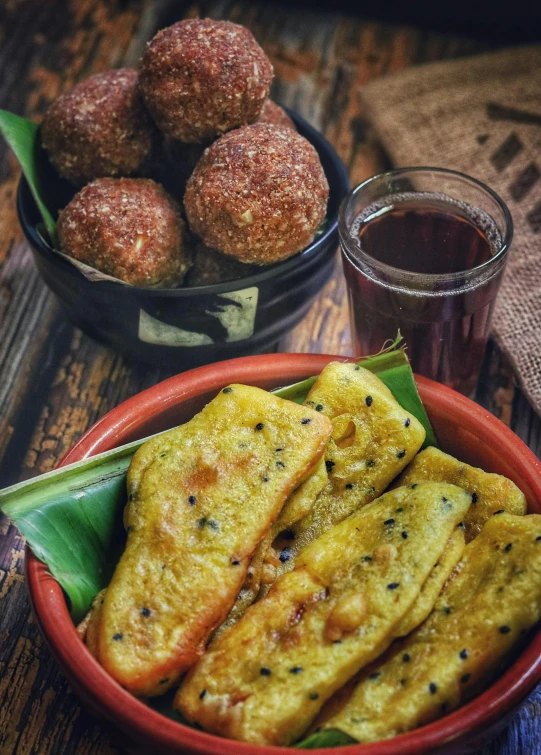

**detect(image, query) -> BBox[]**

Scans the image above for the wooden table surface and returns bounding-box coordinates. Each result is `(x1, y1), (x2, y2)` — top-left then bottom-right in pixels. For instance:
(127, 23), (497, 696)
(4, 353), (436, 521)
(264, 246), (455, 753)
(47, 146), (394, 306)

(1, 1), (540, 753)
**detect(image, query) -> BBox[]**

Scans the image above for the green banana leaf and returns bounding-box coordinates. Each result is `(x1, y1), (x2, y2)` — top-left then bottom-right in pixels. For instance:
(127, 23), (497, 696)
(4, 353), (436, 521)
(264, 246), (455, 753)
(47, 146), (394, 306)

(0, 346), (436, 625)
(296, 729), (357, 748)
(0, 109), (57, 244)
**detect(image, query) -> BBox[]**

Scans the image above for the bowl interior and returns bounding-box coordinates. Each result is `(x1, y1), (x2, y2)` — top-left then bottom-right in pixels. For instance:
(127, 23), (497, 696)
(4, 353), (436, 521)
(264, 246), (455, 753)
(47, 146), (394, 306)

(25, 354), (541, 755)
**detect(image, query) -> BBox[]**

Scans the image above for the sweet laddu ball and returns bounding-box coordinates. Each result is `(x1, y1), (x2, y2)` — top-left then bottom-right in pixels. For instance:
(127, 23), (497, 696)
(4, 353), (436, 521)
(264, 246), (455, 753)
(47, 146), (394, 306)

(42, 69), (156, 186)
(256, 99), (296, 131)
(186, 242), (260, 287)
(184, 123), (329, 264)
(57, 178), (189, 287)
(139, 19), (273, 143)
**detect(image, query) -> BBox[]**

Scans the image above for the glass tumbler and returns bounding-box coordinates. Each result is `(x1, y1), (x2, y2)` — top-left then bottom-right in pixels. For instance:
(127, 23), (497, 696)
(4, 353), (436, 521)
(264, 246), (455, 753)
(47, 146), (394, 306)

(338, 167), (513, 395)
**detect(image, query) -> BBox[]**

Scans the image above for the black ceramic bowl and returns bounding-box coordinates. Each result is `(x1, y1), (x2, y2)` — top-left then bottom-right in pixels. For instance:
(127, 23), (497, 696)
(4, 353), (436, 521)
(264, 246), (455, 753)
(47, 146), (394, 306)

(17, 110), (349, 368)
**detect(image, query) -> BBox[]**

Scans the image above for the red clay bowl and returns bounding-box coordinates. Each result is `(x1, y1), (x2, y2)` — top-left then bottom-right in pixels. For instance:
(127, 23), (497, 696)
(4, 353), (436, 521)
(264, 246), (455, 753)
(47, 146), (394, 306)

(26, 353), (541, 755)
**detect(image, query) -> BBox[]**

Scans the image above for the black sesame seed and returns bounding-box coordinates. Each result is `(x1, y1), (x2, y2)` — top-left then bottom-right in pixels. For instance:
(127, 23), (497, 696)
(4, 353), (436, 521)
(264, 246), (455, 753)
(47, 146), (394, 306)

(326, 460), (335, 472)
(197, 518), (207, 528)
(279, 547), (291, 563)
(404, 418), (411, 427)
(397, 450), (406, 459)
(276, 460), (286, 468)
(399, 678), (407, 686)
(255, 422), (264, 431)
(366, 459), (376, 468)
(494, 509), (505, 515)
(260, 667), (271, 676)
(128, 493), (135, 502)
(231, 558), (241, 565)
(315, 404), (324, 412)
(459, 649), (468, 660)
(361, 555), (373, 562)
(443, 607), (452, 615)
(354, 365), (360, 371)
(365, 396), (373, 407)
(141, 607), (151, 617)
(401, 531), (408, 539)
(301, 418), (312, 425)
(275, 448), (283, 452)
(290, 666), (303, 674)
(395, 507), (404, 513)
(409, 484), (418, 489)
(188, 495), (197, 506)
(457, 522), (465, 529)
(208, 519), (219, 531)
(345, 483), (354, 490)
(199, 689), (207, 699)
(159, 453), (167, 458)
(499, 625), (511, 634)
(369, 672), (380, 680)
(429, 682), (438, 695)
(309, 692), (319, 700)
(222, 387), (233, 393)
(159, 678), (170, 685)
(262, 476), (269, 482)
(403, 653), (411, 663)
(504, 543), (513, 552)
(161, 564), (166, 570)
(113, 633), (123, 641)
(283, 530), (295, 541)
(461, 673), (471, 684)
(537, 535), (541, 542)
(384, 518), (395, 526)
(442, 497), (448, 503)
(471, 493), (478, 504)
(333, 639), (342, 644)
(387, 582), (400, 590)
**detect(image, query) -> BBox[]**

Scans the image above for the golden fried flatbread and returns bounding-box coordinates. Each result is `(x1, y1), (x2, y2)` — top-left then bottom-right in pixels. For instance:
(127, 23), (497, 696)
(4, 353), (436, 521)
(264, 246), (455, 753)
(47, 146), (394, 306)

(267, 362), (426, 582)
(396, 447), (526, 540)
(175, 482), (471, 746)
(319, 513), (541, 744)
(97, 384), (332, 697)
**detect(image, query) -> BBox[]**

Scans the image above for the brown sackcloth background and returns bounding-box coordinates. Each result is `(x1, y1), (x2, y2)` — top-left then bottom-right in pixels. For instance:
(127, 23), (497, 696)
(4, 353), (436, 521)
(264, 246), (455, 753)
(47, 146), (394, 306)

(361, 45), (541, 411)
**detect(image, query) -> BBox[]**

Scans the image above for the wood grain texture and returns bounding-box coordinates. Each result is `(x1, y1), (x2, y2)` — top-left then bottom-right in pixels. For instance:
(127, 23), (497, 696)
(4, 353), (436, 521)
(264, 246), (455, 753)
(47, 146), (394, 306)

(0, 1), (539, 753)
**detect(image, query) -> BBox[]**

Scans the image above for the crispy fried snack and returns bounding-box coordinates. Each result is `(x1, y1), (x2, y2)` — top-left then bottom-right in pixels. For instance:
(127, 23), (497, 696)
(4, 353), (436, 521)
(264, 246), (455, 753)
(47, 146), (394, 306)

(269, 362), (426, 574)
(175, 482), (471, 745)
(216, 458), (329, 636)
(394, 527), (465, 638)
(97, 385), (332, 697)
(318, 513), (541, 744)
(77, 589), (105, 657)
(396, 447), (526, 541)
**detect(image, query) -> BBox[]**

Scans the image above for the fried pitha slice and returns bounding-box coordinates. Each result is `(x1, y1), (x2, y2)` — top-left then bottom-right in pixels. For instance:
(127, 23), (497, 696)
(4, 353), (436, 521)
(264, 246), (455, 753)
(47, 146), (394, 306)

(319, 514), (541, 744)
(216, 459), (329, 638)
(396, 448), (526, 541)
(284, 362), (426, 563)
(97, 385), (332, 698)
(175, 483), (471, 746)
(394, 527), (465, 638)
(77, 589), (106, 657)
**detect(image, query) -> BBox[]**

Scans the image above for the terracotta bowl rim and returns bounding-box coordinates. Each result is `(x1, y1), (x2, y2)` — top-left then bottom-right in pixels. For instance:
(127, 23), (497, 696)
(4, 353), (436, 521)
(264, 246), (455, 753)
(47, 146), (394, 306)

(25, 352), (541, 755)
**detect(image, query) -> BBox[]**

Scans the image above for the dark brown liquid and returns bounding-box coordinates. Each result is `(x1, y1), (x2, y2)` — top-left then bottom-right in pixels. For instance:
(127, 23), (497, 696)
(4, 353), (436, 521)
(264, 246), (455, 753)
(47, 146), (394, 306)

(357, 205), (493, 274)
(344, 194), (504, 395)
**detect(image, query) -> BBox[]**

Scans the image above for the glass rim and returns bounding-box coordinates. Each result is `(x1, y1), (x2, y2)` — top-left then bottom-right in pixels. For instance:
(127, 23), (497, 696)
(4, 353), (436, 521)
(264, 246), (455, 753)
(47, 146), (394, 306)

(338, 166), (514, 286)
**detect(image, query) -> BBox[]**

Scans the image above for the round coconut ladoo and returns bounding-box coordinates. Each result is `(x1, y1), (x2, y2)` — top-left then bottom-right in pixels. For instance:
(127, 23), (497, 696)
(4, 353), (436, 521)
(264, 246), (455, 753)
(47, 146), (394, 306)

(256, 99), (296, 130)
(184, 123), (329, 264)
(139, 18), (273, 143)
(186, 241), (260, 286)
(57, 178), (189, 288)
(42, 69), (156, 186)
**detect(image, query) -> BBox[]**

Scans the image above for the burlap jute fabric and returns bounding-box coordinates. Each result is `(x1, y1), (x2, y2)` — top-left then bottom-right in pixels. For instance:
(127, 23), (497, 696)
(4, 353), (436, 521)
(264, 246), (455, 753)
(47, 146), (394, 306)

(361, 46), (541, 411)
